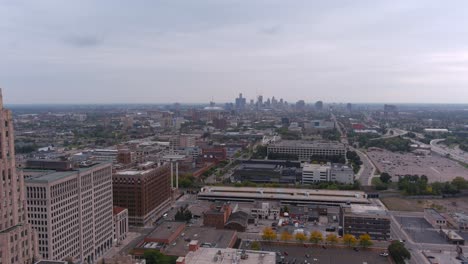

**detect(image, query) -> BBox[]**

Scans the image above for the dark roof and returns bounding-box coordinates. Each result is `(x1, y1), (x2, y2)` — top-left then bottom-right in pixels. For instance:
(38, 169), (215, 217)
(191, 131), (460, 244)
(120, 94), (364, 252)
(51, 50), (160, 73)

(35, 261), (67, 264)
(225, 211), (249, 227)
(113, 206), (127, 215)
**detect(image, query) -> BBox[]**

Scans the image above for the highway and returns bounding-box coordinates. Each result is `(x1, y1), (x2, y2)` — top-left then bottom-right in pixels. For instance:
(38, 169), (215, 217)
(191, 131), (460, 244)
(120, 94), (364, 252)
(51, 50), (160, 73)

(430, 139), (468, 164)
(370, 128), (408, 141)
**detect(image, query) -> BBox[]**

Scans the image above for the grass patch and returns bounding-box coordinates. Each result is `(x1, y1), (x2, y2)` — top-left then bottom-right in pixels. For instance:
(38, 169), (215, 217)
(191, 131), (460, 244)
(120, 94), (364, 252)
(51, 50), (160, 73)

(372, 177), (382, 186)
(380, 197), (425, 212)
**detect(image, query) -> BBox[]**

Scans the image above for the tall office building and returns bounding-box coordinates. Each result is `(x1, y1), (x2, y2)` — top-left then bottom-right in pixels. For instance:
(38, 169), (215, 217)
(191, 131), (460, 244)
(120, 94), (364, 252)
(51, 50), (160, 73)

(113, 164), (172, 226)
(0, 89), (39, 264)
(24, 163), (114, 263)
(235, 93), (246, 111)
(315, 101), (324, 111)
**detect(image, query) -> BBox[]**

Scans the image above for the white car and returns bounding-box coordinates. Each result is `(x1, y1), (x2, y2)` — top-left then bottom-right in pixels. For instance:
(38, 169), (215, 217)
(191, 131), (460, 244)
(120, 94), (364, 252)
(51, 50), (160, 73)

(379, 252), (389, 257)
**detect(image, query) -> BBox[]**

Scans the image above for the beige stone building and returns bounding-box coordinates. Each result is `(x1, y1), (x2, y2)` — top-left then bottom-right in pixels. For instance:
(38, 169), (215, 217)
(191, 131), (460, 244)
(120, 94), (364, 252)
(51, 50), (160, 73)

(113, 206), (129, 245)
(24, 163), (114, 263)
(0, 88), (39, 264)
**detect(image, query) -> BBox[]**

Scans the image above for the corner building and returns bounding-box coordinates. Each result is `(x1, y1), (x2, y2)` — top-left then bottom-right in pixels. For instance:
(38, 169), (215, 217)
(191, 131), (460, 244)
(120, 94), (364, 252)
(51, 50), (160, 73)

(113, 164), (171, 226)
(24, 163), (114, 263)
(0, 89), (38, 264)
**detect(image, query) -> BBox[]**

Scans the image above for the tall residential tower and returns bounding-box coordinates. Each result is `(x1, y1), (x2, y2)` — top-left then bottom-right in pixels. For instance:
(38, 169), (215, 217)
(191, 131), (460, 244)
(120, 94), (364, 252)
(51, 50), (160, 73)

(0, 88), (38, 264)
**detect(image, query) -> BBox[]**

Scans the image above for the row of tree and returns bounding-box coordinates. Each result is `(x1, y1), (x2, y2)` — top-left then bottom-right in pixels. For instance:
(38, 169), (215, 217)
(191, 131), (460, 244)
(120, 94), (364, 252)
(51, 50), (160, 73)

(346, 151), (363, 174)
(398, 175), (468, 196)
(261, 228), (373, 248)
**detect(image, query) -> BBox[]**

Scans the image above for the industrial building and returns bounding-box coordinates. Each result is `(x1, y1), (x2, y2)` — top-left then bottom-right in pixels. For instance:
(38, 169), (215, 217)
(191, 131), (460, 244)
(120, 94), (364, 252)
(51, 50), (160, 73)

(232, 163), (301, 184)
(198, 186), (370, 206)
(340, 204), (390, 240)
(424, 208), (447, 229)
(302, 163), (354, 184)
(267, 140), (346, 161)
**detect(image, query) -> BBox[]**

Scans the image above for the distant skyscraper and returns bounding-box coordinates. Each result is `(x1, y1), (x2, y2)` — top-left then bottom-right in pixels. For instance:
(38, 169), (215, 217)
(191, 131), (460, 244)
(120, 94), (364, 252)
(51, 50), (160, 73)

(0, 88), (39, 264)
(296, 100), (306, 110)
(315, 101), (324, 111)
(271, 96), (278, 108)
(256, 95), (264, 109)
(346, 103), (353, 112)
(235, 93), (246, 111)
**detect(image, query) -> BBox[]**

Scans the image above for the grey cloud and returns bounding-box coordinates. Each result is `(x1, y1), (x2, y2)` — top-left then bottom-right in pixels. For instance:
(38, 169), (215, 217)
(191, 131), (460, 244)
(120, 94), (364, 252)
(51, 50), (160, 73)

(259, 25), (281, 35)
(63, 35), (101, 47)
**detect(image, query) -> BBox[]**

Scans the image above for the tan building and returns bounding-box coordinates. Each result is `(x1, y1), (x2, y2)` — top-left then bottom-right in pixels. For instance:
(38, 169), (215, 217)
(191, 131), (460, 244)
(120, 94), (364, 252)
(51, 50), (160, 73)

(24, 163), (114, 263)
(113, 164), (172, 226)
(113, 207), (129, 245)
(183, 246), (276, 264)
(0, 88), (39, 264)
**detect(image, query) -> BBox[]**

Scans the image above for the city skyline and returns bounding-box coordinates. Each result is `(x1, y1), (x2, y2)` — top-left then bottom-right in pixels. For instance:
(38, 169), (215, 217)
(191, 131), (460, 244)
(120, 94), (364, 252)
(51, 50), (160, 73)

(2, 1), (468, 104)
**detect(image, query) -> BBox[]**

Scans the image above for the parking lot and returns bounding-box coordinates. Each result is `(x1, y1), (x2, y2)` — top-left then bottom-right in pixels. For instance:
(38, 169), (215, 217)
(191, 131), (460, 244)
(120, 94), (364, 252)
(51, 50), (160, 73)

(242, 243), (390, 264)
(396, 216), (449, 244)
(368, 149), (468, 182)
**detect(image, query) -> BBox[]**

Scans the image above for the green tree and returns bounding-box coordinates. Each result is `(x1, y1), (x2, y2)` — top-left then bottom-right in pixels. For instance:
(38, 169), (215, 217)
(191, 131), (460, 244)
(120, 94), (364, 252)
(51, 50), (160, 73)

(174, 205), (192, 222)
(250, 241), (261, 250)
(342, 234), (357, 247)
(309, 231), (323, 244)
(452, 177), (468, 190)
(358, 234), (373, 248)
(388, 241), (411, 264)
(144, 250), (178, 264)
(380, 172), (392, 183)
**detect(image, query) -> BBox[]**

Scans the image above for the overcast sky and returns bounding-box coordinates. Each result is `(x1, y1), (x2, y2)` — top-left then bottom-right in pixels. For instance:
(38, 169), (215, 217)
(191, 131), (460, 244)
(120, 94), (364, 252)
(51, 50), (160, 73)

(1, 0), (468, 104)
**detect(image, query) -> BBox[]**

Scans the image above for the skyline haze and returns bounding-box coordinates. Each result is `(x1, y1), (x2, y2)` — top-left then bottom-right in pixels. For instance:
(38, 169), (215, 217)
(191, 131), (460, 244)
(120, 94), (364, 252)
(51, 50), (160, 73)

(1, 1), (468, 104)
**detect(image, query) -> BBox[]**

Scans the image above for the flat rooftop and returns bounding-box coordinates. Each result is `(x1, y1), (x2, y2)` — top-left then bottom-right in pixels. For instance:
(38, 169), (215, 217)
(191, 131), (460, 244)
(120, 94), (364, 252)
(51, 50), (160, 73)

(25, 163), (110, 184)
(185, 248), (275, 264)
(34, 261), (67, 264)
(199, 186), (369, 205)
(165, 227), (237, 257)
(425, 208), (445, 221)
(269, 140), (345, 149)
(115, 169), (153, 176)
(346, 204), (389, 216)
(147, 222), (186, 241)
(201, 186), (366, 197)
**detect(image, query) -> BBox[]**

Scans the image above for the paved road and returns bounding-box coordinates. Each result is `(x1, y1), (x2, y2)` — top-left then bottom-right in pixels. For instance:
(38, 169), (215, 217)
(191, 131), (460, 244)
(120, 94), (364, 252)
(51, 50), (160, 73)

(388, 212), (429, 264)
(353, 148), (376, 186)
(387, 210), (468, 264)
(430, 139), (468, 164)
(370, 128), (408, 141)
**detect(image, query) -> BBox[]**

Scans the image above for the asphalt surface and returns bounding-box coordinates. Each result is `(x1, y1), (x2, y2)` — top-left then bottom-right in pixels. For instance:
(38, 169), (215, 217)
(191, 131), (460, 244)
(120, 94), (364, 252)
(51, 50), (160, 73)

(244, 243), (390, 264)
(353, 148), (376, 186)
